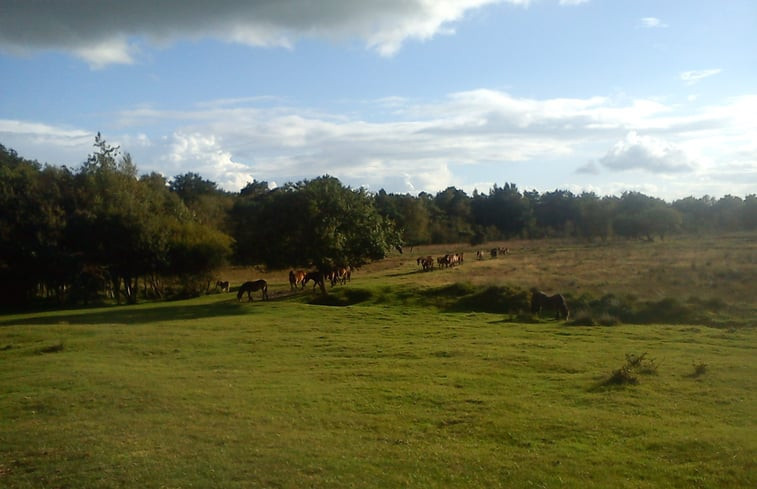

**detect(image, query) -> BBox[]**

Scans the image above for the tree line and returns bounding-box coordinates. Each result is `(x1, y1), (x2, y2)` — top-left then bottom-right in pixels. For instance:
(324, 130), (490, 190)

(2, 139), (755, 307)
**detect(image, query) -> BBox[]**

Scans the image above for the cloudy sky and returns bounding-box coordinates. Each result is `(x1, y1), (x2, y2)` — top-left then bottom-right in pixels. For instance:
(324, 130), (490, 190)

(1, 0), (755, 200)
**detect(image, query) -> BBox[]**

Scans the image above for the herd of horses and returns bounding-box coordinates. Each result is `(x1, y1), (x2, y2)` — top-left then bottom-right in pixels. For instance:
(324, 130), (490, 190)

(229, 266), (353, 302)
(223, 252), (569, 320)
(288, 266), (351, 291)
(416, 252), (465, 271)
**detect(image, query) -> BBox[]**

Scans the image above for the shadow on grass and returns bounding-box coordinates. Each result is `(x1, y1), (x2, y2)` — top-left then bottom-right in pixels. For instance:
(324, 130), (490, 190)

(0, 298), (257, 327)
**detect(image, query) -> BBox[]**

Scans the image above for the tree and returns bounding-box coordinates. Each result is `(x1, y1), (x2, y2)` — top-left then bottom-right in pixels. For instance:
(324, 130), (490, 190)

(471, 183), (528, 240)
(170, 172), (233, 232)
(432, 186), (473, 242)
(534, 189), (578, 237)
(0, 145), (69, 304)
(576, 192), (612, 241)
(375, 190), (432, 248)
(230, 176), (402, 292)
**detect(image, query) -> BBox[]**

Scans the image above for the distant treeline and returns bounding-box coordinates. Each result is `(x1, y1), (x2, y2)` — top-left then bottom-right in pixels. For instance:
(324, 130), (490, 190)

(2, 140), (755, 306)
(375, 183), (757, 245)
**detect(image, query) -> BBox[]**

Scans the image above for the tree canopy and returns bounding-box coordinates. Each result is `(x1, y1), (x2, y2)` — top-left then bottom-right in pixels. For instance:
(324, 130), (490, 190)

(231, 176), (402, 271)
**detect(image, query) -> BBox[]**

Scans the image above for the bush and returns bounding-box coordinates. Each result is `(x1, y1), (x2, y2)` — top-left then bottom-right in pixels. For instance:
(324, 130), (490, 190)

(690, 362), (708, 377)
(566, 309), (597, 326)
(454, 285), (529, 314)
(309, 288), (373, 306)
(600, 352), (657, 387)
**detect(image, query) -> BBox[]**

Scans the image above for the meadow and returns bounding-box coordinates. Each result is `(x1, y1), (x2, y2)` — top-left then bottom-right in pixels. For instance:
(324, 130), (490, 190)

(1, 235), (755, 488)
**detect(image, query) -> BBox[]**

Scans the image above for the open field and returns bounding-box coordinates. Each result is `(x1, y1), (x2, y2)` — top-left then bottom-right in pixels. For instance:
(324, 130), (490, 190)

(1, 235), (755, 488)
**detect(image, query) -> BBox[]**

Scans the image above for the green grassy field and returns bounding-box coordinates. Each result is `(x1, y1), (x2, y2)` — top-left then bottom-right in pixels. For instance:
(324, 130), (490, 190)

(1, 236), (755, 488)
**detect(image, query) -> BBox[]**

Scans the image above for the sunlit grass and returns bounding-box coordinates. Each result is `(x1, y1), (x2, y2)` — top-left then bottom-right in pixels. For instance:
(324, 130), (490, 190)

(1, 234), (755, 488)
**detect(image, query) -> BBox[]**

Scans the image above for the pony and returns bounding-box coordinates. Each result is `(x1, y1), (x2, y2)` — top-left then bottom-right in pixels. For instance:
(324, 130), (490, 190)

(531, 290), (569, 320)
(288, 270), (306, 291)
(303, 271), (324, 291)
(237, 280), (269, 302)
(330, 266), (351, 286)
(419, 256), (434, 271)
(215, 280), (230, 292)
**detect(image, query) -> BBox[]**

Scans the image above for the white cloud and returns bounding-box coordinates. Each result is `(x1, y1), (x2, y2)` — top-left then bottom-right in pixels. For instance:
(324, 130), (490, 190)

(680, 69), (722, 85)
(640, 17), (667, 28)
(72, 37), (139, 69)
(163, 132), (254, 190)
(599, 131), (694, 173)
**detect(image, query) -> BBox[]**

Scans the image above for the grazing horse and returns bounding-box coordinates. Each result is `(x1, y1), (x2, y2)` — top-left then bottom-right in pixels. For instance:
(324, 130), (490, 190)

(289, 270), (306, 291)
(303, 271), (325, 291)
(237, 280), (269, 302)
(331, 266), (351, 286)
(215, 280), (230, 292)
(531, 290), (569, 320)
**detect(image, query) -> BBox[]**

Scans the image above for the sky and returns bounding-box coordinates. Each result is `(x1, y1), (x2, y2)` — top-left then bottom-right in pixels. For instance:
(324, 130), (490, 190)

(1, 0), (755, 201)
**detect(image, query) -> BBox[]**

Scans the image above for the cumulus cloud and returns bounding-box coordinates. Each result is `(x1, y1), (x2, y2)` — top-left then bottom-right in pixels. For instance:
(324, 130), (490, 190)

(163, 132), (254, 190)
(599, 131), (694, 173)
(0, 0), (517, 66)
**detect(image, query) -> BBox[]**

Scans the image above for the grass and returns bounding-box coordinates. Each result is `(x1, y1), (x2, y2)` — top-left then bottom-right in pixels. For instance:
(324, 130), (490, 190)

(1, 234), (756, 488)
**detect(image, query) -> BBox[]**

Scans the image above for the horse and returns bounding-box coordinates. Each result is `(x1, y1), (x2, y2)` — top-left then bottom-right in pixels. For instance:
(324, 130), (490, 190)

(215, 280), (230, 292)
(237, 280), (269, 302)
(331, 266), (351, 286)
(531, 290), (569, 320)
(289, 270), (306, 291)
(303, 271), (324, 291)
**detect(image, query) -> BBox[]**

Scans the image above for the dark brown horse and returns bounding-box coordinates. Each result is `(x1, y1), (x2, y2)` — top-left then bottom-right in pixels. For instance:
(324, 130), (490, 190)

(237, 280), (269, 302)
(303, 271), (324, 291)
(531, 290), (569, 320)
(288, 270), (306, 291)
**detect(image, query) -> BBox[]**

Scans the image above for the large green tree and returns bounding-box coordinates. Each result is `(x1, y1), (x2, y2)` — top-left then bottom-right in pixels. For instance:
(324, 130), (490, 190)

(231, 176), (402, 290)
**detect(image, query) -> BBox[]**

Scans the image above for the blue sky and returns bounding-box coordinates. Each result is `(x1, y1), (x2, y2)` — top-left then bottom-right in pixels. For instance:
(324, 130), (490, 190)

(1, 0), (755, 200)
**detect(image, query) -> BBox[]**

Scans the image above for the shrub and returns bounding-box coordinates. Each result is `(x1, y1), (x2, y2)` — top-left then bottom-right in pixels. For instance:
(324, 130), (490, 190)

(600, 352), (657, 387)
(690, 362), (708, 377)
(454, 285), (529, 314)
(566, 309), (597, 326)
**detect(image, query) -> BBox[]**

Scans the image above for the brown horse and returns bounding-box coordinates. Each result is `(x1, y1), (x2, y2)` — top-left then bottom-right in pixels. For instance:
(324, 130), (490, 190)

(330, 266), (351, 286)
(531, 290), (569, 320)
(289, 270), (306, 290)
(237, 280), (269, 302)
(303, 271), (324, 291)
